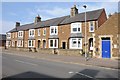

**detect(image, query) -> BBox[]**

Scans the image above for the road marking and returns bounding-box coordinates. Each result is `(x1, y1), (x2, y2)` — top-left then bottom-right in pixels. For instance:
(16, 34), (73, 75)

(3, 52), (119, 71)
(68, 71), (74, 74)
(76, 72), (93, 78)
(15, 60), (38, 66)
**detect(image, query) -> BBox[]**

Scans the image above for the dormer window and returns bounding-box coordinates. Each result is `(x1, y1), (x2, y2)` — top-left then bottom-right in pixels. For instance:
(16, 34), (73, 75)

(50, 26), (58, 35)
(71, 23), (81, 33)
(89, 21), (94, 32)
(29, 29), (35, 37)
(18, 31), (23, 38)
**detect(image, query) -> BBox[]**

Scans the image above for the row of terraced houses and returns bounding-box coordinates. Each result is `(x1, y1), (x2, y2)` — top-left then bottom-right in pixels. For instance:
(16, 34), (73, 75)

(6, 5), (120, 59)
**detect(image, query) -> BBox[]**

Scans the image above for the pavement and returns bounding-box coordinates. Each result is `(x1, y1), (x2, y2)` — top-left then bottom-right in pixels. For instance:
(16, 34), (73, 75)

(2, 53), (119, 78)
(2, 49), (119, 70)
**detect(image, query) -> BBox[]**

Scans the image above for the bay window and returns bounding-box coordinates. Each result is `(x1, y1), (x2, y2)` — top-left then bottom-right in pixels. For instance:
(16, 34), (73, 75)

(70, 38), (82, 49)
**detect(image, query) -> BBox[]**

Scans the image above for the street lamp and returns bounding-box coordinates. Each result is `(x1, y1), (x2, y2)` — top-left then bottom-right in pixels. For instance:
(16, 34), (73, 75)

(83, 5), (88, 61)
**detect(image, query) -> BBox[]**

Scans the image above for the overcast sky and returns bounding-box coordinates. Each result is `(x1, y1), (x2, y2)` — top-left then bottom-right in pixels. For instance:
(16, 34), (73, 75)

(1, 1), (119, 34)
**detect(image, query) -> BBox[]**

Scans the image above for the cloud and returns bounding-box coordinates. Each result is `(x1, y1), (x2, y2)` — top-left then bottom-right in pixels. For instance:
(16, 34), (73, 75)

(28, 7), (70, 20)
(1, 20), (15, 34)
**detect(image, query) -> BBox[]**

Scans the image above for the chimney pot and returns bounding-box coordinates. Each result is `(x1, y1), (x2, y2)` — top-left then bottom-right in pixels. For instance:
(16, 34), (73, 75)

(16, 22), (20, 27)
(70, 5), (78, 17)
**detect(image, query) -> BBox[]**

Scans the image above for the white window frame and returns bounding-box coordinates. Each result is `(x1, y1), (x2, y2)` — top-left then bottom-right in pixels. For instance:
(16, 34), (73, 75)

(43, 28), (46, 36)
(89, 21), (95, 32)
(28, 40), (35, 47)
(6, 41), (11, 47)
(18, 31), (23, 38)
(49, 39), (58, 48)
(6, 33), (11, 39)
(12, 33), (14, 38)
(70, 38), (82, 49)
(12, 41), (14, 47)
(50, 26), (58, 35)
(29, 29), (35, 37)
(38, 29), (40, 36)
(71, 22), (81, 33)
(17, 40), (23, 47)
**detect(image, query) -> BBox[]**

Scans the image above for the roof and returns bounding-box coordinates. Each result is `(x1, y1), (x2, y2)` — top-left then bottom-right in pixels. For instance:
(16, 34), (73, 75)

(0, 34), (6, 40)
(7, 8), (104, 33)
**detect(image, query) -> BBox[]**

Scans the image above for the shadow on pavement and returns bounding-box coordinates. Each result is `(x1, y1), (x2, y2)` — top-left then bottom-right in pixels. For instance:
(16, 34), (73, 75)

(2, 69), (119, 80)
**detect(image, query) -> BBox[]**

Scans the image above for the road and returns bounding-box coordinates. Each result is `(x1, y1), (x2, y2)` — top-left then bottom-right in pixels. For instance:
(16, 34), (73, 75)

(2, 52), (119, 79)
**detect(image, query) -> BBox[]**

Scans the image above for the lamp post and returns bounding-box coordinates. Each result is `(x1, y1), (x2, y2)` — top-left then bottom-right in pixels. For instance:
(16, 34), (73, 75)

(83, 5), (88, 61)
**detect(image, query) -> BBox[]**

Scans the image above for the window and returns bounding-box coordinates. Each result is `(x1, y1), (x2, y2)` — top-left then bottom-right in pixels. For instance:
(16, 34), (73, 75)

(28, 40), (35, 47)
(6, 33), (11, 39)
(17, 40), (23, 47)
(12, 41), (14, 47)
(50, 26), (58, 35)
(18, 31), (23, 38)
(43, 28), (46, 36)
(29, 29), (35, 37)
(70, 38), (82, 49)
(50, 40), (53, 47)
(49, 39), (58, 48)
(13, 33), (14, 38)
(38, 29), (40, 36)
(71, 23), (81, 33)
(89, 21), (94, 32)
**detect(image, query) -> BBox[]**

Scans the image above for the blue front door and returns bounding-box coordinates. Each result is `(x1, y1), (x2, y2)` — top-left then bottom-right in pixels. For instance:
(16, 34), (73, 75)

(102, 40), (111, 58)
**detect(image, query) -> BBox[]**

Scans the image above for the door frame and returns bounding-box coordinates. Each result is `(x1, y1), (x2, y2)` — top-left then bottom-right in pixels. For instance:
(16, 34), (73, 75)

(99, 35), (113, 58)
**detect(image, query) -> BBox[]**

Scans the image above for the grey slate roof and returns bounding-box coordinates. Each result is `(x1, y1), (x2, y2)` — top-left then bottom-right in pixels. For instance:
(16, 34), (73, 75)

(70, 33), (83, 38)
(0, 34), (6, 40)
(7, 8), (104, 33)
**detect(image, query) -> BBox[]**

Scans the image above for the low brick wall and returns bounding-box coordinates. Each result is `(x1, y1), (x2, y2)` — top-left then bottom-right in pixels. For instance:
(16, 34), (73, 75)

(8, 47), (29, 52)
(7, 48), (83, 56)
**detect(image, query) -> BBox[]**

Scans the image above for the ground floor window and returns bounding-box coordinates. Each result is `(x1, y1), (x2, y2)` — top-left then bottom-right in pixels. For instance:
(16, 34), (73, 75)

(70, 38), (82, 49)
(28, 40), (35, 47)
(6, 41), (11, 47)
(12, 41), (14, 47)
(17, 40), (23, 47)
(49, 39), (58, 48)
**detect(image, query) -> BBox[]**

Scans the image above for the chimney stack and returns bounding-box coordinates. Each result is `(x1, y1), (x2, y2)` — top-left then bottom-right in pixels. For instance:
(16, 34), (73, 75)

(70, 5), (78, 17)
(35, 14), (41, 23)
(16, 22), (20, 27)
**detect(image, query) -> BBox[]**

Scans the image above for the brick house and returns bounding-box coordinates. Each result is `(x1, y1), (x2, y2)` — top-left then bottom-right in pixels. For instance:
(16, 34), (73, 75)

(0, 34), (6, 48)
(94, 13), (120, 58)
(7, 5), (118, 58)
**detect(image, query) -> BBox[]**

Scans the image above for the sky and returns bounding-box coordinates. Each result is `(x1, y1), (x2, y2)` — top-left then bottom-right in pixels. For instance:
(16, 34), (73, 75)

(1, 1), (119, 34)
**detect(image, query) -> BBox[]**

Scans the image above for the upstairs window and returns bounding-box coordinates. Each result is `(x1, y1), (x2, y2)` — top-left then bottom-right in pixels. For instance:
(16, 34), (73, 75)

(29, 29), (35, 37)
(50, 26), (58, 35)
(38, 29), (40, 36)
(43, 28), (46, 36)
(71, 23), (81, 33)
(89, 21), (94, 32)
(18, 31), (23, 38)
(6, 33), (11, 39)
